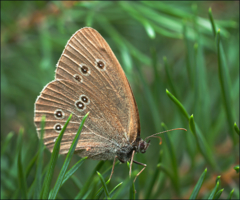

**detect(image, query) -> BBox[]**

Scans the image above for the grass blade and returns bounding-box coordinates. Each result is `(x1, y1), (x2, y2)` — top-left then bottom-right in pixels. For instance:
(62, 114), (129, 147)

(208, 181), (219, 199)
(25, 150), (39, 178)
(215, 175), (221, 184)
(234, 165), (239, 173)
(82, 176), (99, 199)
(40, 114), (73, 199)
(227, 189), (234, 199)
(86, 177), (98, 199)
(75, 161), (105, 199)
(145, 150), (163, 198)
(127, 161), (135, 200)
(216, 29), (236, 144)
(111, 172), (136, 199)
(143, 20), (156, 39)
(135, 61), (162, 130)
(95, 161), (120, 198)
(163, 57), (178, 98)
(18, 153), (27, 199)
(157, 164), (177, 193)
(234, 122), (239, 136)
(34, 115), (45, 199)
(134, 3), (183, 37)
(214, 189), (224, 199)
(166, 89), (190, 120)
(193, 40), (210, 135)
(109, 182), (123, 196)
(119, 2), (155, 39)
(208, 8), (216, 37)
(193, 43), (199, 108)
(161, 123), (180, 195)
(189, 168), (207, 199)
(102, 160), (120, 178)
(28, 163), (49, 199)
(151, 48), (161, 104)
(62, 156), (88, 185)
(70, 175), (83, 189)
(17, 129), (27, 199)
(189, 115), (216, 169)
(1, 132), (14, 156)
(50, 112), (89, 199)
(183, 21), (194, 86)
(82, 186), (94, 200)
(120, 46), (133, 74)
(129, 182), (135, 200)
(97, 171), (110, 199)
(95, 186), (105, 199)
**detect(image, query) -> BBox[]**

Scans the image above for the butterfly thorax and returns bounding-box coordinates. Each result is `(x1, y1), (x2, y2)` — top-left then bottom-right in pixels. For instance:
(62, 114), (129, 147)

(116, 139), (150, 163)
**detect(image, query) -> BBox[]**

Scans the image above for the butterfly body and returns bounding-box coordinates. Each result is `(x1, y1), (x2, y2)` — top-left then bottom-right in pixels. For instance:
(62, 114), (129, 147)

(34, 27), (148, 163)
(116, 139), (150, 163)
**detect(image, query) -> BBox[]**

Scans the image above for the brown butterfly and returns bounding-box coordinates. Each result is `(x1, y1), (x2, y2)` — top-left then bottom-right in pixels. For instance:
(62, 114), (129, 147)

(34, 27), (186, 181)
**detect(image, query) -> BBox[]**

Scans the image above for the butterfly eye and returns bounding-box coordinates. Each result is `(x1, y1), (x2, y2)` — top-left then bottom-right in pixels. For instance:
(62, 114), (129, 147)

(140, 149), (146, 154)
(75, 100), (86, 111)
(81, 96), (88, 103)
(138, 140), (149, 154)
(81, 66), (88, 73)
(54, 124), (62, 132)
(95, 59), (106, 71)
(54, 109), (64, 119)
(80, 95), (90, 105)
(97, 61), (105, 69)
(76, 101), (84, 108)
(79, 64), (90, 76)
(140, 142), (145, 150)
(73, 74), (82, 83)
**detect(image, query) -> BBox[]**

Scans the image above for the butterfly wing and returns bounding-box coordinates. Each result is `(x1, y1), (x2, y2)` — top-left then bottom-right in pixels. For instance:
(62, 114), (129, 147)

(34, 27), (140, 159)
(35, 79), (122, 159)
(55, 27), (140, 142)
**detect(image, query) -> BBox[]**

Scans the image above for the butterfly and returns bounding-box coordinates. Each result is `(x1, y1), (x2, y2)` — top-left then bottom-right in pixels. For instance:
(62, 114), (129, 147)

(34, 27), (185, 181)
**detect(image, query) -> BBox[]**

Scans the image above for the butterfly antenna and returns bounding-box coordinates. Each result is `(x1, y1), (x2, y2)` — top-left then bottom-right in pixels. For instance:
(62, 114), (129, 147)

(144, 128), (187, 141)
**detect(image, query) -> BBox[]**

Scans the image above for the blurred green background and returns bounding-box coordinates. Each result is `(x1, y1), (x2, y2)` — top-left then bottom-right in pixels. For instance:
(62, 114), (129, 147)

(1, 1), (239, 199)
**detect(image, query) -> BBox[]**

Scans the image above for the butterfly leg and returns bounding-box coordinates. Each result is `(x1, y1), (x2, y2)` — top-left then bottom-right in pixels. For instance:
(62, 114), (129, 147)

(133, 160), (147, 183)
(109, 156), (117, 181)
(129, 150), (135, 178)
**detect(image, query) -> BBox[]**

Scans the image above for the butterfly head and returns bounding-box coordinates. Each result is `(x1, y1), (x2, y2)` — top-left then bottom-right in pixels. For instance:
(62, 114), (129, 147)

(137, 139), (150, 154)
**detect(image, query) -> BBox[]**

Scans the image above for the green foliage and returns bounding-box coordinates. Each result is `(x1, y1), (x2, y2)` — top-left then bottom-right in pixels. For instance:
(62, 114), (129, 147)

(234, 122), (240, 136)
(214, 189), (224, 199)
(234, 165), (239, 173)
(41, 114), (73, 199)
(34, 116), (45, 198)
(1, 1), (239, 199)
(16, 113), (89, 199)
(190, 168), (207, 199)
(208, 180), (219, 199)
(216, 29), (236, 144)
(17, 129), (27, 199)
(49, 112), (89, 199)
(97, 171), (110, 198)
(227, 189), (235, 200)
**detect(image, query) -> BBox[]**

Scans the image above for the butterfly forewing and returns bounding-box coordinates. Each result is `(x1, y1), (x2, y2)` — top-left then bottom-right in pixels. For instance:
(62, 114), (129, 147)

(34, 27), (140, 159)
(55, 27), (140, 140)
